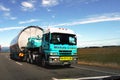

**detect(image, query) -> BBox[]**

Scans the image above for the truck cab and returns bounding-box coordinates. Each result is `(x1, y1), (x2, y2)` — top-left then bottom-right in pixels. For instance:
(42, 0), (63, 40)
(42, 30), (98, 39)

(42, 28), (78, 66)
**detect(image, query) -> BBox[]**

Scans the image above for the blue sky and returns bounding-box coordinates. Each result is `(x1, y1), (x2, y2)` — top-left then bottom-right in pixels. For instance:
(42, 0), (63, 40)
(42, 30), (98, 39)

(0, 0), (120, 47)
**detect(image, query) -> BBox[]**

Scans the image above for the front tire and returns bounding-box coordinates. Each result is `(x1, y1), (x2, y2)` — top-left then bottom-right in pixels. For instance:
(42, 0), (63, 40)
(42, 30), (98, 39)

(41, 58), (46, 67)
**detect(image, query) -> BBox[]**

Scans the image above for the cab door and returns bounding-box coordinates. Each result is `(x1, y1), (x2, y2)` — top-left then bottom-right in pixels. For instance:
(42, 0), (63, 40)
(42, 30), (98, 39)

(42, 33), (50, 50)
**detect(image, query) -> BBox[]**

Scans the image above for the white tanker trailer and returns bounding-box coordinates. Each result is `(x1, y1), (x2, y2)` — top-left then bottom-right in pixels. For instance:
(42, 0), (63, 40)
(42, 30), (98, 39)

(10, 26), (43, 60)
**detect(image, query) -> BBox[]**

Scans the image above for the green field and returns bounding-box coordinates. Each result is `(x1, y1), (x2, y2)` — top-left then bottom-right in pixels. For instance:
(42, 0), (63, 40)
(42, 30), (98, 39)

(77, 46), (120, 67)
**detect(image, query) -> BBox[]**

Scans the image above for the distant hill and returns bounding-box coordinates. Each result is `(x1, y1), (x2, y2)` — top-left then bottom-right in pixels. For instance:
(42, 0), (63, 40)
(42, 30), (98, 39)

(1, 47), (10, 53)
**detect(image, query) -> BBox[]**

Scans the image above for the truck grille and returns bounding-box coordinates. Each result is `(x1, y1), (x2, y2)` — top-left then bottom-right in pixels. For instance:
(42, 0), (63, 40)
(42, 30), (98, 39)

(59, 50), (72, 55)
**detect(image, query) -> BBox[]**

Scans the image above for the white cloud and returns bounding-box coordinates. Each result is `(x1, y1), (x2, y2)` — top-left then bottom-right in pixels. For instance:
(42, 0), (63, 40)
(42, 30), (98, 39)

(49, 13), (120, 27)
(19, 19), (39, 24)
(76, 34), (82, 38)
(0, 42), (10, 47)
(0, 27), (25, 32)
(79, 16), (120, 24)
(3, 13), (17, 20)
(4, 13), (10, 16)
(64, 0), (99, 7)
(47, 8), (51, 12)
(52, 15), (55, 18)
(10, 17), (17, 20)
(22, 2), (33, 8)
(0, 5), (10, 11)
(21, 1), (35, 11)
(42, 0), (59, 7)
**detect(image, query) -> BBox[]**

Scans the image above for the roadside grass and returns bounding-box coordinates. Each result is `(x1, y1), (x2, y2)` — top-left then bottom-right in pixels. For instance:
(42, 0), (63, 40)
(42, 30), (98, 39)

(78, 53), (120, 64)
(77, 46), (120, 68)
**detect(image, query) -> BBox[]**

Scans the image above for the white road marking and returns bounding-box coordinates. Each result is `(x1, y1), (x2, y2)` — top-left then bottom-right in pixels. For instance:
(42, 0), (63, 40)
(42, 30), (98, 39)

(52, 76), (111, 80)
(16, 62), (23, 66)
(72, 65), (120, 75)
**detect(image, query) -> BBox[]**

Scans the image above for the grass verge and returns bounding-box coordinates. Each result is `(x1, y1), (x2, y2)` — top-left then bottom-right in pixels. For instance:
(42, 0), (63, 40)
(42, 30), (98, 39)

(77, 47), (120, 68)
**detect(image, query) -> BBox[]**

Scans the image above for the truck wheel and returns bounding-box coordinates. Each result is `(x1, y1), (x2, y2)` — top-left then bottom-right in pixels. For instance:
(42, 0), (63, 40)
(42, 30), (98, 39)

(30, 55), (34, 64)
(23, 55), (27, 62)
(41, 58), (46, 67)
(26, 56), (30, 63)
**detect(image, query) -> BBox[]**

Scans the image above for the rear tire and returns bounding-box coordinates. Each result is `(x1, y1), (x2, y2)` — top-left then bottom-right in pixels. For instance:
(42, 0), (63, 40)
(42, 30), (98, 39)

(26, 55), (30, 63)
(29, 55), (34, 64)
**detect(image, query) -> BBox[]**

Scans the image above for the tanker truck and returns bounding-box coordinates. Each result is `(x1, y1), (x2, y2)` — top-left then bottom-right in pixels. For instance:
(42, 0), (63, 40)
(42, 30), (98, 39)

(10, 26), (77, 67)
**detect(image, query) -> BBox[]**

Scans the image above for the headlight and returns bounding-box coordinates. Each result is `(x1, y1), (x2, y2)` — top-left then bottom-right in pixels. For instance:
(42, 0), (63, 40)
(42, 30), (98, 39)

(50, 53), (58, 55)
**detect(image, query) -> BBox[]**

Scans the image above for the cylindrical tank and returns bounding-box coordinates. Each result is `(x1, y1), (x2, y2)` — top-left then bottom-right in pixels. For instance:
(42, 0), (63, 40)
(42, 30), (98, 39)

(10, 26), (43, 58)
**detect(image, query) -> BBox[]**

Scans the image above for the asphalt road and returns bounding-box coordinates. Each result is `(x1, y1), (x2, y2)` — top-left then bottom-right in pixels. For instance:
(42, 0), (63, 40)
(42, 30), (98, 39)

(0, 53), (120, 80)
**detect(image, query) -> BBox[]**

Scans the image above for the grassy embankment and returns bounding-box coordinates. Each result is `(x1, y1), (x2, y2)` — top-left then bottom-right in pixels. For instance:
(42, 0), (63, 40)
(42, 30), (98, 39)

(77, 46), (120, 68)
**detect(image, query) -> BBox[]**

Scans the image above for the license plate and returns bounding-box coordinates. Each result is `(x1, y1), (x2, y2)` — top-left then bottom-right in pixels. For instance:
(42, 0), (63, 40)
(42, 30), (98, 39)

(60, 57), (73, 61)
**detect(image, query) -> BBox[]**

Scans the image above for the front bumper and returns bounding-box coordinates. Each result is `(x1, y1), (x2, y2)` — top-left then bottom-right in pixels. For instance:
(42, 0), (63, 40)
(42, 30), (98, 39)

(48, 56), (78, 65)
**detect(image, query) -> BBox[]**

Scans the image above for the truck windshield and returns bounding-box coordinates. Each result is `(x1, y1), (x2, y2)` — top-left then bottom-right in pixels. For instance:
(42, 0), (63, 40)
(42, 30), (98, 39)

(51, 33), (76, 45)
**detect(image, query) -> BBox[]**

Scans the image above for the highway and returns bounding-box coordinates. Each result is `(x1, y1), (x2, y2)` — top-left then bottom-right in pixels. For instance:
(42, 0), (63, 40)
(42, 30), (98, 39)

(0, 53), (120, 80)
